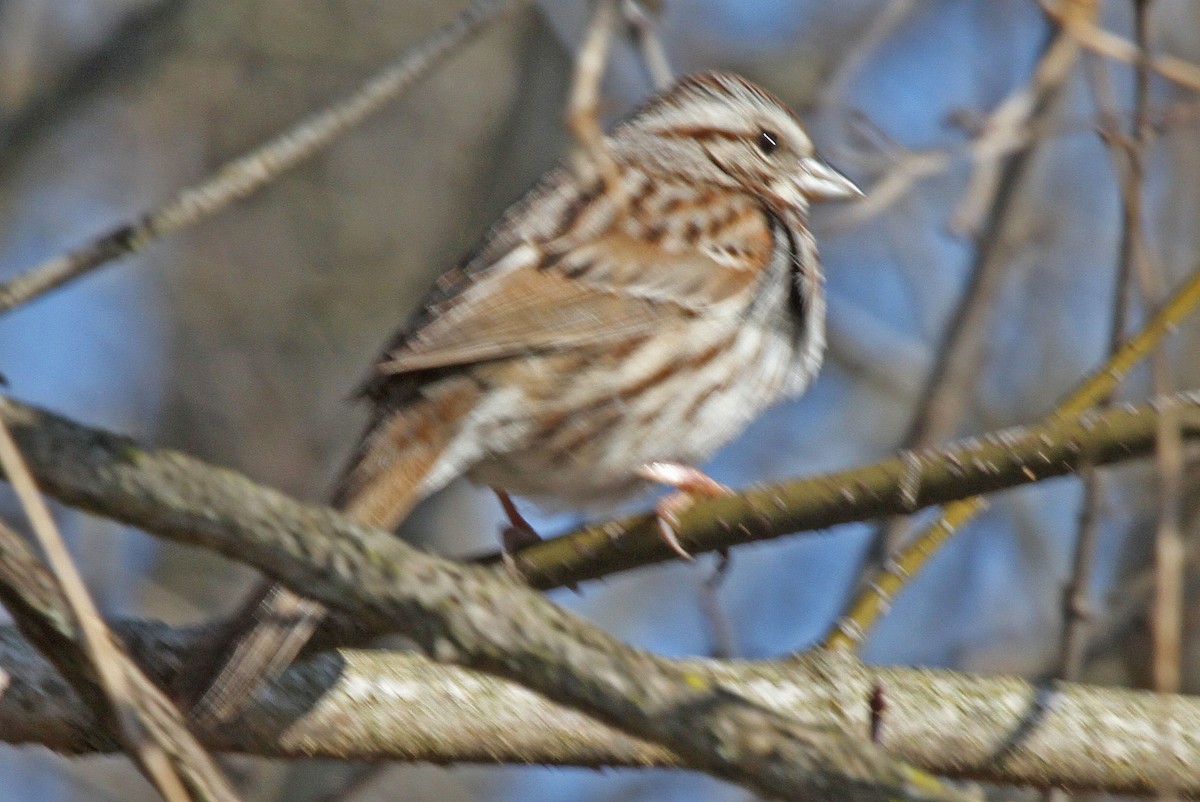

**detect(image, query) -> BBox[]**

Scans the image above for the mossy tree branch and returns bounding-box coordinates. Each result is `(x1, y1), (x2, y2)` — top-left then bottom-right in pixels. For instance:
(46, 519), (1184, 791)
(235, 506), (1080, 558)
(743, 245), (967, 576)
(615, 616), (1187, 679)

(0, 395), (964, 802)
(490, 390), (1200, 589)
(0, 524), (239, 801)
(4, 392), (1200, 794)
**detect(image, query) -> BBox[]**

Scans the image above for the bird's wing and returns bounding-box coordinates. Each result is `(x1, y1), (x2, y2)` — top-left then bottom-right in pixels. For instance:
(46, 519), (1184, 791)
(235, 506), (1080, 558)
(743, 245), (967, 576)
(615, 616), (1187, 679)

(371, 170), (774, 378)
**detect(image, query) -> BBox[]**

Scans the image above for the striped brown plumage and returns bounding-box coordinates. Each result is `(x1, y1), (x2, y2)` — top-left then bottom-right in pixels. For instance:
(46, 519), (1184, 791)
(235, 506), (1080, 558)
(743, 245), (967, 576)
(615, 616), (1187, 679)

(188, 71), (860, 723)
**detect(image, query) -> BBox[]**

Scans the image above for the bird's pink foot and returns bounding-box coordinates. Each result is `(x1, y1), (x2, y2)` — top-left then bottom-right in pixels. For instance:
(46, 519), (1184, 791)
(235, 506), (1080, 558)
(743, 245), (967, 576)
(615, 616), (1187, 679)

(636, 462), (731, 560)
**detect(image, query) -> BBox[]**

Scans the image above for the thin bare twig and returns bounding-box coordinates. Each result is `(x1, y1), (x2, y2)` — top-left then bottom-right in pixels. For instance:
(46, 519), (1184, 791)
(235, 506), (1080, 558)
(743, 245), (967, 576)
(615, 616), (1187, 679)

(622, 0), (672, 90)
(567, 0), (620, 178)
(1086, 0), (1183, 703)
(1127, 0), (1184, 703)
(0, 524), (241, 802)
(823, 98), (1200, 236)
(815, 0), (923, 115)
(826, 259), (1200, 650)
(1111, 4), (1184, 795)
(950, 4), (1095, 236)
(822, 147), (951, 234)
(1041, 126), (1138, 795)
(1080, 456), (1200, 674)
(0, 426), (187, 801)
(1058, 464), (1102, 679)
(700, 553), (736, 659)
(1048, 1), (1152, 697)
(849, 19), (1079, 613)
(0, 0), (530, 315)
(0, 421), (240, 801)
(1043, 0), (1200, 93)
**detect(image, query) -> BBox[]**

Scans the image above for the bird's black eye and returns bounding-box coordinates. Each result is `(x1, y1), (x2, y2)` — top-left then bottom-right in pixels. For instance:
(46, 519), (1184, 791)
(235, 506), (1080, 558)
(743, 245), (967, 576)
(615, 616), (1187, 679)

(756, 130), (779, 155)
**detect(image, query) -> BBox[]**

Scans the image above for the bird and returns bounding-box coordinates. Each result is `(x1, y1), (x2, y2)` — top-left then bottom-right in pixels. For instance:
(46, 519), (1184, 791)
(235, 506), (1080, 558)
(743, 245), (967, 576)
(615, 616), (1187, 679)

(186, 71), (861, 724)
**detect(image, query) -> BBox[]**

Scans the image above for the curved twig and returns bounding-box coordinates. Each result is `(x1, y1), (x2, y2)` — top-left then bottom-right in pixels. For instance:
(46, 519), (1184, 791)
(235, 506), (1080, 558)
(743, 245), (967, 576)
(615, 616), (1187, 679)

(0, 0), (530, 315)
(828, 263), (1200, 650)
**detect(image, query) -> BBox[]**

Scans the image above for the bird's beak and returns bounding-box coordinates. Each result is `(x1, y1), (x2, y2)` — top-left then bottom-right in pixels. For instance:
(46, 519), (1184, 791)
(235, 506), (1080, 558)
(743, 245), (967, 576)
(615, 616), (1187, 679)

(796, 156), (863, 201)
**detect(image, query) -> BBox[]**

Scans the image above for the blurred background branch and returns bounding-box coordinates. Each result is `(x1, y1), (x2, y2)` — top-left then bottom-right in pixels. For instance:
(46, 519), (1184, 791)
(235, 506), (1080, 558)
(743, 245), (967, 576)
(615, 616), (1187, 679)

(0, 0), (531, 316)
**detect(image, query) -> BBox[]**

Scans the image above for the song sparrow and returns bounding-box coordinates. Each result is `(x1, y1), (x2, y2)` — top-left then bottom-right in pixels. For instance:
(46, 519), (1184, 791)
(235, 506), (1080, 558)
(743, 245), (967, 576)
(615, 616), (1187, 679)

(189, 71), (860, 722)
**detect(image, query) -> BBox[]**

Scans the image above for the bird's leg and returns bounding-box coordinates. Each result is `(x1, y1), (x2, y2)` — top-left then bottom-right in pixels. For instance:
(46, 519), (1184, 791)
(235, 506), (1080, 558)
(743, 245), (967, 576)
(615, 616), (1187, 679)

(494, 487), (541, 551)
(636, 462), (731, 561)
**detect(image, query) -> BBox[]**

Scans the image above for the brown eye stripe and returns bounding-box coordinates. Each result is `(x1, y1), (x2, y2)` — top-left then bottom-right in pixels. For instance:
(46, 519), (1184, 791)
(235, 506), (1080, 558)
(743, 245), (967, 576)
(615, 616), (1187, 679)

(652, 126), (746, 143)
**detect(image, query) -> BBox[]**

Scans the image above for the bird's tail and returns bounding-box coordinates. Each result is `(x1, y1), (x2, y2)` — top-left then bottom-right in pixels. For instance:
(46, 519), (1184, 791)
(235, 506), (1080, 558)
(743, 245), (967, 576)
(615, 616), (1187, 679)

(183, 380), (482, 726)
(330, 377), (484, 529)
